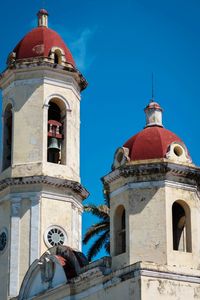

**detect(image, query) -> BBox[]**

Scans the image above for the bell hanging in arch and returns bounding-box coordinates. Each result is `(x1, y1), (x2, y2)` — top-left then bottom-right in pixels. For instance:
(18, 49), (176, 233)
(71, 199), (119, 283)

(48, 137), (61, 151)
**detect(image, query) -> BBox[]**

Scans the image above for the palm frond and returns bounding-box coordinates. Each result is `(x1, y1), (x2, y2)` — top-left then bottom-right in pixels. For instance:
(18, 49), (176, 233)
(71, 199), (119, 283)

(104, 239), (110, 254)
(87, 229), (110, 261)
(84, 204), (109, 220)
(83, 199), (110, 261)
(83, 221), (109, 244)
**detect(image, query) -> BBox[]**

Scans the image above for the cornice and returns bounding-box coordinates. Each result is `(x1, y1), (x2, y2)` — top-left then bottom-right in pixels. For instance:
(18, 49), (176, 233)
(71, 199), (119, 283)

(0, 176), (89, 200)
(0, 60), (88, 91)
(102, 162), (200, 187)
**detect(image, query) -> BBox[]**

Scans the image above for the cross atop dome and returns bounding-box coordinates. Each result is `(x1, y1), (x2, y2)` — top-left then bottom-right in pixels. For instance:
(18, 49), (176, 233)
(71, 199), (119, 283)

(37, 8), (49, 27)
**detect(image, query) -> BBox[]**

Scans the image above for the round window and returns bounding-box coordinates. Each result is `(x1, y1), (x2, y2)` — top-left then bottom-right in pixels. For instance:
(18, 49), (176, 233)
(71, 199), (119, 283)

(174, 145), (183, 157)
(0, 228), (8, 253)
(44, 226), (67, 248)
(117, 151), (123, 163)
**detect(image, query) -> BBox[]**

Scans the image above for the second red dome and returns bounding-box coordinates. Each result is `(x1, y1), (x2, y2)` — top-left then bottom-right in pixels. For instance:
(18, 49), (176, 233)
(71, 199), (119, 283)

(123, 126), (186, 161)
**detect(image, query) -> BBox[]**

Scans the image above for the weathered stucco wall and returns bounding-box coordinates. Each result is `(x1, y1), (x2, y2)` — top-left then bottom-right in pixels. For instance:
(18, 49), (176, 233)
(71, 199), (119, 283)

(142, 276), (200, 299)
(1, 68), (81, 182)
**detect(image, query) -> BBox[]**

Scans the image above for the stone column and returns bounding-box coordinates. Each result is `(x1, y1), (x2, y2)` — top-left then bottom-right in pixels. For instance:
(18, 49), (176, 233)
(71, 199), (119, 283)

(30, 195), (41, 264)
(9, 197), (21, 297)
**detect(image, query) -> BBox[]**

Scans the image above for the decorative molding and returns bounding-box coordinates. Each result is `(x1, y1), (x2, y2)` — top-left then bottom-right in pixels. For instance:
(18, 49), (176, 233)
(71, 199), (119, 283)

(110, 180), (198, 198)
(0, 191), (83, 211)
(0, 176), (89, 200)
(139, 268), (200, 284)
(102, 162), (200, 186)
(1, 60), (88, 91)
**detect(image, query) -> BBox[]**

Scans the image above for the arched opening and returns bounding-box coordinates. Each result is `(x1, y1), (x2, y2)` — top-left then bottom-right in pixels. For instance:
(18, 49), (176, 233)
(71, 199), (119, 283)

(114, 205), (126, 255)
(172, 201), (192, 252)
(3, 104), (13, 170)
(54, 50), (62, 65)
(54, 53), (59, 64)
(47, 99), (66, 164)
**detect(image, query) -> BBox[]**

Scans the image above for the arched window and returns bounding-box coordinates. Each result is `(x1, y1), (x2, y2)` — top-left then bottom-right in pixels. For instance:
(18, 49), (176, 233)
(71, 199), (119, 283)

(54, 53), (59, 64)
(2, 104), (13, 170)
(47, 99), (66, 164)
(114, 205), (126, 255)
(172, 201), (192, 252)
(54, 50), (62, 65)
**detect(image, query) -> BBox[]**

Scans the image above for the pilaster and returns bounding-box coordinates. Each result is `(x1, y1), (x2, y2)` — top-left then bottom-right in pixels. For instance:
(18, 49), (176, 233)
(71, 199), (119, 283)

(30, 195), (41, 264)
(9, 197), (21, 297)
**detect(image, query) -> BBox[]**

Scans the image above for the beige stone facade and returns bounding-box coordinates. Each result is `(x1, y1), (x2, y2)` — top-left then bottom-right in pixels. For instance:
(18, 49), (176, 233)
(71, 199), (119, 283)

(1, 8), (200, 300)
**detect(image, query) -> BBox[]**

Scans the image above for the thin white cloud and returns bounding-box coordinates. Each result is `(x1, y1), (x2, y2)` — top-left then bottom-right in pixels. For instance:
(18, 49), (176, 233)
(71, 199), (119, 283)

(69, 28), (95, 71)
(50, 23), (96, 72)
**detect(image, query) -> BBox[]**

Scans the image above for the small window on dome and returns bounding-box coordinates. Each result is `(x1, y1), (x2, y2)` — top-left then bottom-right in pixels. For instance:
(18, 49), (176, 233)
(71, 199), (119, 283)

(174, 145), (183, 157)
(54, 53), (59, 64)
(166, 142), (191, 163)
(54, 49), (62, 65)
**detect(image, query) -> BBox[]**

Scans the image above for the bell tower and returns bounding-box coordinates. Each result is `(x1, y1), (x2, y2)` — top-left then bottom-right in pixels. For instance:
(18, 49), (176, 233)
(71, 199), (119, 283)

(0, 9), (88, 299)
(103, 100), (200, 272)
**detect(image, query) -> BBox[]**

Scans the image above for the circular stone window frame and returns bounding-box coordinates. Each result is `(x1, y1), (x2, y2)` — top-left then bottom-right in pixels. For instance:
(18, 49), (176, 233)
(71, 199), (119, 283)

(0, 227), (8, 255)
(44, 225), (67, 248)
(173, 144), (184, 157)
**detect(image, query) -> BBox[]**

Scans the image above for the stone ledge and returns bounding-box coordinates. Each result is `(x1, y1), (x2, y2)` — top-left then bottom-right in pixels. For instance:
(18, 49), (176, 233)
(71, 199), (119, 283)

(102, 161), (200, 186)
(0, 175), (89, 200)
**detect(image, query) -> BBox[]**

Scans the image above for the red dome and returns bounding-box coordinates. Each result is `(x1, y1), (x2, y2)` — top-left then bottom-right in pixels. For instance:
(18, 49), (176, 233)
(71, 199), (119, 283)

(13, 26), (75, 66)
(145, 101), (162, 110)
(38, 8), (48, 15)
(123, 126), (186, 161)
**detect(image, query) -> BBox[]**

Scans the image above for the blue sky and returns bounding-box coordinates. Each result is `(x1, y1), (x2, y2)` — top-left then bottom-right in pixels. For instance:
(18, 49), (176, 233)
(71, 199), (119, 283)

(0, 0), (200, 260)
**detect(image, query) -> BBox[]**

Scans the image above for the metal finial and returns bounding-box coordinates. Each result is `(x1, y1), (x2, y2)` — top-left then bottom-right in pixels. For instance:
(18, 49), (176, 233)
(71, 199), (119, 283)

(151, 72), (155, 102)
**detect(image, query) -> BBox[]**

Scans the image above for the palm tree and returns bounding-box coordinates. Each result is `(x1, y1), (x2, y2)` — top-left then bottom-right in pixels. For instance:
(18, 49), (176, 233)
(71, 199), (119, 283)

(83, 194), (110, 261)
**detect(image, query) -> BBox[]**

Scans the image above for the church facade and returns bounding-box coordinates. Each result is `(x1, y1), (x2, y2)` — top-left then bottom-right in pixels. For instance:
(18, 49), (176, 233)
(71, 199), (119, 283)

(0, 9), (200, 300)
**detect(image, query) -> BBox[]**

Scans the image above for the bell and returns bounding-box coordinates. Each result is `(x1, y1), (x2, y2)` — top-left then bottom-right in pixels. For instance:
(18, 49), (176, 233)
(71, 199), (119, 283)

(48, 137), (61, 151)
